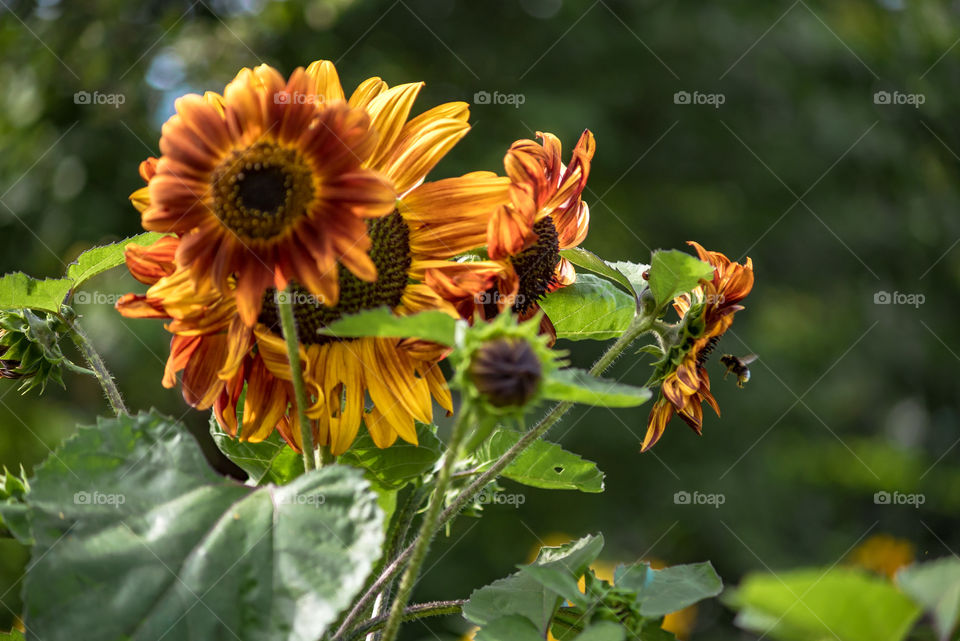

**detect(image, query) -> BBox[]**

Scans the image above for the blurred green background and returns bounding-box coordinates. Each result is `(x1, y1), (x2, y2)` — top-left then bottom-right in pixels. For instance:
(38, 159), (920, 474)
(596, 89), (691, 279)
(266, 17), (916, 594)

(2, 0), (959, 638)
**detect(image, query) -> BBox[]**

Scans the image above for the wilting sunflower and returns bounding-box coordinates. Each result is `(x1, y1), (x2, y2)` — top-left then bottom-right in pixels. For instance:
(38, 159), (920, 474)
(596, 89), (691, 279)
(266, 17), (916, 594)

(119, 66), (505, 454)
(642, 242), (754, 452)
(137, 60), (479, 326)
(424, 131), (595, 342)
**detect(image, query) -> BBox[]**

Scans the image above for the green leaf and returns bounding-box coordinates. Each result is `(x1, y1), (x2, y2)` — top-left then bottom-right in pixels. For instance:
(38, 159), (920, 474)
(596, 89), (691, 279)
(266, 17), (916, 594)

(647, 250), (714, 309)
(24, 410), (385, 641)
(464, 534), (605, 635)
(66, 232), (167, 289)
(0, 630), (25, 641)
(540, 274), (635, 341)
(728, 567), (921, 641)
(339, 422), (444, 489)
(542, 368), (651, 408)
(475, 428), (604, 493)
(209, 413), (304, 486)
(607, 261), (649, 295)
(474, 615), (545, 641)
(896, 557), (960, 641)
(315, 306), (458, 345)
(615, 561), (722, 617)
(574, 622), (628, 641)
(0, 273), (72, 313)
(560, 248), (638, 298)
(0, 465), (32, 544)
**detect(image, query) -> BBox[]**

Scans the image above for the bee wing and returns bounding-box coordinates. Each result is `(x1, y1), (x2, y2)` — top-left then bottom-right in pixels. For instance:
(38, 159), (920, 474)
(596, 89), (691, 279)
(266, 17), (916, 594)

(740, 354), (759, 365)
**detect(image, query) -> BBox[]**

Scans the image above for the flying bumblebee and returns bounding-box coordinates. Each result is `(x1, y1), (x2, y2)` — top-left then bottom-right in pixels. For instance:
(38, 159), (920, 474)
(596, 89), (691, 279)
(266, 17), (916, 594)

(719, 354), (756, 388)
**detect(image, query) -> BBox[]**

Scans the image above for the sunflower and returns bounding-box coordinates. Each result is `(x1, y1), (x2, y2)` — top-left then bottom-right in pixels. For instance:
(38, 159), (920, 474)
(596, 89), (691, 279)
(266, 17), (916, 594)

(423, 131), (595, 342)
(642, 242), (754, 452)
(138, 60), (479, 326)
(119, 63), (504, 454)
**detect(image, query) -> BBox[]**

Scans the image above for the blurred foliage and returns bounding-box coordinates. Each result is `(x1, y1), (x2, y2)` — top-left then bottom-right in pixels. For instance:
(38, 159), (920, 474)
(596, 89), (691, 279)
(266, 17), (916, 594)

(1, 0), (960, 638)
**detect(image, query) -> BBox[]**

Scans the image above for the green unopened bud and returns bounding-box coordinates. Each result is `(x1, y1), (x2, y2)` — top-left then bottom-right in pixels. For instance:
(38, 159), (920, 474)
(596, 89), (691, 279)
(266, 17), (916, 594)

(468, 337), (542, 408)
(0, 309), (72, 394)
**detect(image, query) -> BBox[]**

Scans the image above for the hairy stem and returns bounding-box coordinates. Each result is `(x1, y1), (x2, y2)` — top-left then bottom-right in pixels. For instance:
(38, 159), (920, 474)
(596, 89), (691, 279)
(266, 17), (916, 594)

(345, 600), (466, 641)
(277, 286), (316, 472)
(67, 318), (127, 416)
(379, 411), (470, 641)
(333, 313), (654, 640)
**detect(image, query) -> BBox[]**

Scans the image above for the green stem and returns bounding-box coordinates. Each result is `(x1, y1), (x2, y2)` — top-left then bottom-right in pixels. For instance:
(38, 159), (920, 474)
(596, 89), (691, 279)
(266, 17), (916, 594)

(277, 286), (316, 472)
(379, 410), (470, 641)
(345, 600), (465, 641)
(67, 319), (127, 416)
(333, 313), (654, 640)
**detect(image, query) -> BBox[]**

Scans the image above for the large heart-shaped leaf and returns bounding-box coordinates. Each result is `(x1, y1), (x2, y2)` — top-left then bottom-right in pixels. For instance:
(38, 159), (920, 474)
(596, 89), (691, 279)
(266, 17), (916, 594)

(540, 275), (635, 341)
(24, 410), (384, 641)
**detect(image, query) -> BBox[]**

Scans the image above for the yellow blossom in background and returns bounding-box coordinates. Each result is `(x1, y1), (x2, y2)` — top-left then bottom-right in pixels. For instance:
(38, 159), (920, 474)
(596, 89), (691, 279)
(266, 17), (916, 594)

(847, 534), (915, 580)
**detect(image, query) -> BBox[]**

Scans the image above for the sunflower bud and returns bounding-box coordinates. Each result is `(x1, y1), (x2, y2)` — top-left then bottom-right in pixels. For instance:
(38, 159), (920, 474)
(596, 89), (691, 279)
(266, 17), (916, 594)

(468, 337), (543, 408)
(0, 309), (72, 394)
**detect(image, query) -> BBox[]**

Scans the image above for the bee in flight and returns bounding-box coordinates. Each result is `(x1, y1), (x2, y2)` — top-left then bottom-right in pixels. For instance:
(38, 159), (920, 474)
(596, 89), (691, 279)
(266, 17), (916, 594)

(719, 354), (757, 388)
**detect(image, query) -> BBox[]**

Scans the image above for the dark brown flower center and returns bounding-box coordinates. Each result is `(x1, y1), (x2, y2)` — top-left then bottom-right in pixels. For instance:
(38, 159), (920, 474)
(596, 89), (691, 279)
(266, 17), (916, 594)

(212, 141), (315, 240)
(509, 216), (560, 314)
(468, 337), (542, 407)
(258, 212), (411, 344)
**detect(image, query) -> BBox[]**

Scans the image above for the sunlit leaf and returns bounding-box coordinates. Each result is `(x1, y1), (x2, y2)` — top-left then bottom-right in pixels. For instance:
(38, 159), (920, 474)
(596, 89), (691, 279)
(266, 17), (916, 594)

(0, 273), (72, 313)
(475, 428), (604, 493)
(542, 368), (651, 408)
(647, 250), (713, 309)
(24, 410), (385, 641)
(728, 567), (921, 641)
(66, 232), (167, 289)
(316, 306), (458, 345)
(897, 557), (960, 641)
(540, 275), (635, 341)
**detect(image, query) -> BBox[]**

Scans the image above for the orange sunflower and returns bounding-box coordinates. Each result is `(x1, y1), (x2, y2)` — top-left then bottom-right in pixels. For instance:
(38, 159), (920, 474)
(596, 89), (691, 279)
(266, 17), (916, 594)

(137, 60), (478, 326)
(642, 242), (754, 451)
(119, 65), (504, 453)
(421, 130), (595, 342)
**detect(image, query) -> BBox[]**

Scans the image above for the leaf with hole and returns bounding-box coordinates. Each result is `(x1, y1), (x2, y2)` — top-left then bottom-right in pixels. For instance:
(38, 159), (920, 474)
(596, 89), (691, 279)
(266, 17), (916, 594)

(474, 428), (604, 493)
